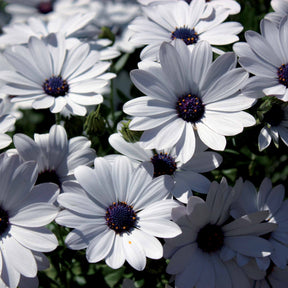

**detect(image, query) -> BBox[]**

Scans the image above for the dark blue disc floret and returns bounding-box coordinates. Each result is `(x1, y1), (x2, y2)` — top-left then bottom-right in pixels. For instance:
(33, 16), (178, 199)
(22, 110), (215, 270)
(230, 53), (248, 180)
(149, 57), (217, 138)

(176, 94), (205, 123)
(37, 1), (53, 14)
(196, 224), (224, 253)
(105, 201), (137, 234)
(36, 169), (61, 187)
(171, 27), (198, 45)
(43, 75), (69, 97)
(151, 152), (177, 177)
(277, 63), (288, 88)
(0, 207), (9, 235)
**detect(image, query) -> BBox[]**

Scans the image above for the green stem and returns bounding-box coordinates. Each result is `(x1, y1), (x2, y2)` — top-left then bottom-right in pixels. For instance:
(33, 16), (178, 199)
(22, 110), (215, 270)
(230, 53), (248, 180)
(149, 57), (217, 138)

(55, 113), (61, 125)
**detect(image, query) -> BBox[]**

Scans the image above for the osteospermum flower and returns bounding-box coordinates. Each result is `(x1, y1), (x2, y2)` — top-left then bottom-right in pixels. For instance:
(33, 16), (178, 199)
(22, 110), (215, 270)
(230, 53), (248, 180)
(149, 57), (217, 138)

(128, 0), (243, 60)
(56, 156), (181, 271)
(138, 0), (241, 16)
(0, 33), (115, 116)
(258, 101), (288, 151)
(4, 0), (56, 22)
(123, 40), (255, 163)
(231, 178), (288, 270)
(0, 153), (59, 288)
(234, 16), (288, 102)
(164, 178), (276, 288)
(4, 0), (91, 23)
(109, 122), (222, 203)
(11, 124), (96, 189)
(265, 0), (288, 27)
(0, 12), (97, 48)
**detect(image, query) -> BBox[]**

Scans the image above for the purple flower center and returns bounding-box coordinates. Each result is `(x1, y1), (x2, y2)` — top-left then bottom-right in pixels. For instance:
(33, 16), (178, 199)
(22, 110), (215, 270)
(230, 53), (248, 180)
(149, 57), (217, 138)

(277, 64), (288, 88)
(36, 169), (61, 187)
(105, 201), (137, 234)
(171, 27), (198, 45)
(196, 224), (224, 253)
(176, 94), (205, 123)
(37, 1), (53, 14)
(0, 207), (9, 235)
(150, 152), (177, 177)
(43, 76), (69, 97)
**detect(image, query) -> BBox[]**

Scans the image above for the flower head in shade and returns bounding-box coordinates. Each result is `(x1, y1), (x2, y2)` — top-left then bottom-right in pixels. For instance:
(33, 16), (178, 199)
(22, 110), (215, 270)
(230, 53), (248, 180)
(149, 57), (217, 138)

(56, 156), (181, 271)
(123, 40), (255, 163)
(231, 178), (288, 270)
(0, 153), (59, 288)
(0, 33), (115, 116)
(11, 124), (96, 189)
(234, 16), (288, 102)
(164, 178), (276, 288)
(265, 0), (288, 27)
(109, 122), (222, 203)
(258, 101), (288, 151)
(128, 0), (243, 61)
(138, 0), (241, 16)
(254, 265), (288, 288)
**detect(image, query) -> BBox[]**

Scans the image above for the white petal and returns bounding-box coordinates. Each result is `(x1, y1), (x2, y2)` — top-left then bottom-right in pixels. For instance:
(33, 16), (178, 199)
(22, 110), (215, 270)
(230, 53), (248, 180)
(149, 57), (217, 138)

(122, 232), (146, 271)
(10, 225), (57, 252)
(86, 229), (115, 263)
(130, 229), (163, 259)
(105, 235), (125, 269)
(2, 236), (37, 278)
(138, 218), (181, 238)
(10, 203), (58, 227)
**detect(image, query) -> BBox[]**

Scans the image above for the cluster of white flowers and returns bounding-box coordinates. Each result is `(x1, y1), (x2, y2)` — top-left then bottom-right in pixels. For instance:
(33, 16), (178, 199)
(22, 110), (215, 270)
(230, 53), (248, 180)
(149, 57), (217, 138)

(0, 0), (286, 287)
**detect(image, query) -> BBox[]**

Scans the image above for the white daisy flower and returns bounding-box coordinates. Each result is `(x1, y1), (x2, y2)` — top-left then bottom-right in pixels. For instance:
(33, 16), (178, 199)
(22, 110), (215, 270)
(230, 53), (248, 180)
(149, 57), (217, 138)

(233, 16), (288, 102)
(128, 0), (243, 61)
(4, 0), (92, 23)
(137, 0), (241, 16)
(4, 0), (56, 23)
(0, 12), (97, 48)
(164, 178), (276, 288)
(56, 156), (181, 271)
(231, 178), (288, 270)
(0, 153), (59, 288)
(258, 102), (288, 151)
(109, 122), (222, 203)
(123, 40), (255, 163)
(0, 33), (115, 116)
(11, 124), (96, 189)
(265, 0), (288, 27)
